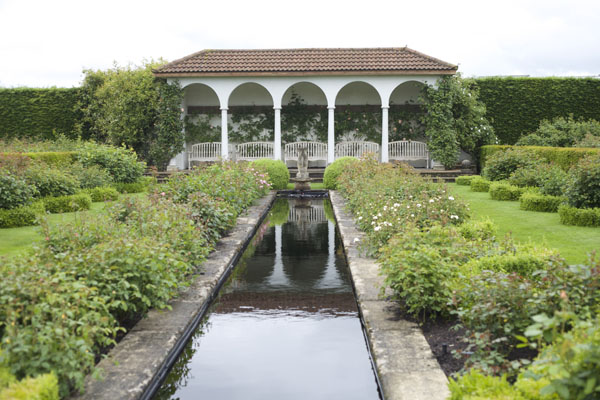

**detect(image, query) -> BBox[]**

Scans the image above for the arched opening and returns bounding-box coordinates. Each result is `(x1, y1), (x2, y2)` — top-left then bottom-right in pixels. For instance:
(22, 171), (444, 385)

(334, 82), (382, 142)
(281, 82), (328, 144)
(388, 81), (427, 142)
(183, 83), (221, 145)
(228, 83), (275, 143)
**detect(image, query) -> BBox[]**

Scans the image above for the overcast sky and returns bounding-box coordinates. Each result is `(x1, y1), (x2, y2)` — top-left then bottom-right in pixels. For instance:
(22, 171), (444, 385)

(1, 0), (598, 87)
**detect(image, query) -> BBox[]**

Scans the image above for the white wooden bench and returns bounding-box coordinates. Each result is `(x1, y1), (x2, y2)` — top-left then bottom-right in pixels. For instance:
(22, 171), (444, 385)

(189, 142), (222, 162)
(335, 141), (380, 159)
(236, 142), (274, 161)
(284, 142), (328, 163)
(388, 140), (430, 167)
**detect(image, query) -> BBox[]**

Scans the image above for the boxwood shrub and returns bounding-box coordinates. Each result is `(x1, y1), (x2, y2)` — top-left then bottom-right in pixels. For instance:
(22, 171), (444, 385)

(43, 193), (92, 214)
(250, 158), (289, 189)
(520, 193), (565, 213)
(482, 148), (539, 181)
(470, 177), (491, 192)
(85, 186), (119, 202)
(558, 204), (600, 227)
(0, 201), (45, 228)
(323, 157), (357, 189)
(455, 175), (477, 185)
(77, 142), (145, 183)
(565, 153), (600, 209)
(489, 182), (528, 201)
(24, 164), (80, 198)
(0, 173), (37, 209)
(113, 176), (154, 194)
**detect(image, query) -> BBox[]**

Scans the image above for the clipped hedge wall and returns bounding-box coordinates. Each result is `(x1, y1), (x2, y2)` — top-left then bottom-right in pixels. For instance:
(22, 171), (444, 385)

(489, 182), (527, 201)
(455, 175), (477, 186)
(0, 151), (77, 166)
(559, 204), (600, 227)
(43, 193), (91, 214)
(474, 77), (600, 145)
(470, 177), (491, 192)
(480, 145), (600, 170)
(520, 193), (565, 213)
(0, 88), (80, 140)
(0, 201), (45, 228)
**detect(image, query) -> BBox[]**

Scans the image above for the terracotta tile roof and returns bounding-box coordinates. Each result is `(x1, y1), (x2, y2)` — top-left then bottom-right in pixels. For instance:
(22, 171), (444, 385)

(154, 47), (457, 76)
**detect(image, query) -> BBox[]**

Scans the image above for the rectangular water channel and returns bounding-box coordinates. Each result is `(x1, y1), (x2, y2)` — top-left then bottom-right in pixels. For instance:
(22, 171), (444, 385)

(154, 198), (381, 400)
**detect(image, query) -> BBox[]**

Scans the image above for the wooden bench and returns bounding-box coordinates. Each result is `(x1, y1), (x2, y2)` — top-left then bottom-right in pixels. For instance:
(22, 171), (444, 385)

(335, 141), (380, 159)
(236, 142), (274, 161)
(388, 140), (430, 167)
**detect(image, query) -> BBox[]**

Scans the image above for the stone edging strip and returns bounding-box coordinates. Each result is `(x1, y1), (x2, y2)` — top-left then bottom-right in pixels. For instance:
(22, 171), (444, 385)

(329, 191), (450, 400)
(73, 192), (276, 400)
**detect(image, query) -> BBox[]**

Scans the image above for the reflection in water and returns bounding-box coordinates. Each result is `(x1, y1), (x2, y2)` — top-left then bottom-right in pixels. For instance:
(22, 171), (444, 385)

(155, 199), (380, 400)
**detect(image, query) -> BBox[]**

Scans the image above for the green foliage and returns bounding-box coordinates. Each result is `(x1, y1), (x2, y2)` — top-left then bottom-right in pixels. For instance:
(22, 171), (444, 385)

(21, 151), (78, 166)
(449, 369), (526, 400)
(0, 173), (37, 210)
(481, 145), (600, 171)
(85, 186), (119, 202)
(422, 75), (495, 168)
(482, 148), (539, 181)
(470, 177), (491, 192)
(489, 182), (529, 201)
(558, 204), (600, 227)
(0, 88), (80, 140)
(576, 133), (600, 148)
(456, 175), (477, 185)
(113, 177), (153, 194)
(77, 61), (184, 168)
(42, 193), (92, 214)
(186, 192), (237, 244)
(520, 193), (565, 213)
(0, 136), (81, 153)
(250, 159), (289, 189)
(508, 164), (569, 197)
(77, 141), (145, 183)
(565, 154), (600, 208)
(0, 202), (44, 228)
(323, 157), (357, 189)
(474, 77), (600, 145)
(66, 163), (114, 189)
(517, 116), (600, 147)
(24, 164), (79, 198)
(0, 372), (59, 400)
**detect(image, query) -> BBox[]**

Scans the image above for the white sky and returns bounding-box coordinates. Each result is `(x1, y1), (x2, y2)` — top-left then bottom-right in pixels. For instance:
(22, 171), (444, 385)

(0, 0), (598, 87)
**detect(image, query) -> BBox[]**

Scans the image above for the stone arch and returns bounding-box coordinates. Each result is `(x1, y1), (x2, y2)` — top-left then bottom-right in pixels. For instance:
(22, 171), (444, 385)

(388, 81), (427, 143)
(335, 81), (382, 106)
(280, 82), (328, 145)
(389, 80), (426, 106)
(228, 82), (274, 107)
(334, 81), (382, 143)
(227, 82), (275, 143)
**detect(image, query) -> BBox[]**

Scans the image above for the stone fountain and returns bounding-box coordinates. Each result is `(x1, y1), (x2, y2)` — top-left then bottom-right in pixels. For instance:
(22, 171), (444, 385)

(290, 145), (312, 191)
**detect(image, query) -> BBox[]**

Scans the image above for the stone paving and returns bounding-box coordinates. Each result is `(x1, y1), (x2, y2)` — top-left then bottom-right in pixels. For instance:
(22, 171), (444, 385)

(329, 191), (450, 400)
(73, 193), (276, 400)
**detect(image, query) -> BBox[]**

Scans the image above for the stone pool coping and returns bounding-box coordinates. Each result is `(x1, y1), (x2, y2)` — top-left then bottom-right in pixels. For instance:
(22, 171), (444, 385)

(73, 192), (276, 400)
(329, 191), (450, 400)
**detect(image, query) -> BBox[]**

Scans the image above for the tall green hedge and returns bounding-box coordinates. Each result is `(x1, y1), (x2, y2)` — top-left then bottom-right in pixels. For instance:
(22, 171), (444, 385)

(480, 145), (600, 170)
(0, 88), (80, 140)
(474, 77), (600, 144)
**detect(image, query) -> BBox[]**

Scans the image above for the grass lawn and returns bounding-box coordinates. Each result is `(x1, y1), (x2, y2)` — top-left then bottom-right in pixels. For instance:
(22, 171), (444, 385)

(285, 182), (325, 190)
(450, 184), (600, 264)
(0, 193), (146, 258)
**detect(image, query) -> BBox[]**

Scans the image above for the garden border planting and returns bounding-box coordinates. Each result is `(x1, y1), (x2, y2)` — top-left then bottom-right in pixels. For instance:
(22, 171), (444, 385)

(72, 192), (276, 400)
(330, 191), (449, 400)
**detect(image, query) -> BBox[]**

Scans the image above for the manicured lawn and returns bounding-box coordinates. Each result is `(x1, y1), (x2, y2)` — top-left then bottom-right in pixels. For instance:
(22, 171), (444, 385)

(450, 184), (600, 264)
(0, 193), (146, 258)
(285, 182), (325, 189)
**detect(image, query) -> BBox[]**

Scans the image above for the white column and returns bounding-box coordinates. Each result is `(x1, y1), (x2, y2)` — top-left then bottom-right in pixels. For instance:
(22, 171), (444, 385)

(220, 107), (228, 159)
(381, 106), (389, 163)
(274, 106), (282, 161)
(327, 106), (335, 164)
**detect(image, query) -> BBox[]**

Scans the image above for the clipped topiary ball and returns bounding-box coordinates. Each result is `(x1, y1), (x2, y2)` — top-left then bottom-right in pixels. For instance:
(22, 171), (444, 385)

(323, 157), (358, 189)
(250, 159), (290, 190)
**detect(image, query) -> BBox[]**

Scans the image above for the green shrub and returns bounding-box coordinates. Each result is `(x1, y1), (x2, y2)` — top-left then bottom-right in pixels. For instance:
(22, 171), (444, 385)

(456, 175), (477, 185)
(464, 252), (552, 278)
(67, 163), (114, 189)
(565, 153), (600, 209)
(516, 116), (600, 148)
(470, 177), (491, 192)
(508, 164), (569, 196)
(0, 372), (59, 400)
(558, 204), (600, 227)
(481, 145), (600, 171)
(24, 164), (79, 198)
(449, 369), (526, 400)
(187, 192), (237, 244)
(576, 133), (600, 148)
(42, 194), (91, 214)
(0, 202), (45, 228)
(23, 151), (77, 166)
(482, 148), (540, 181)
(113, 181), (147, 194)
(0, 153), (31, 175)
(0, 173), (37, 209)
(76, 141), (145, 183)
(489, 182), (528, 201)
(323, 157), (357, 189)
(520, 193), (565, 213)
(458, 218), (497, 241)
(85, 186), (119, 202)
(250, 159), (289, 190)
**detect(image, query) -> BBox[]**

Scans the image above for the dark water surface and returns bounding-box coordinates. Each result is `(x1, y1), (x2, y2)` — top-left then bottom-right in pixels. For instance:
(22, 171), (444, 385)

(155, 199), (381, 400)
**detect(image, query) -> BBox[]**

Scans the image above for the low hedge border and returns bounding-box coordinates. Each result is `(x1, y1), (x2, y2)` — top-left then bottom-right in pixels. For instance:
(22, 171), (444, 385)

(489, 182), (528, 201)
(480, 145), (600, 171)
(0, 151), (79, 166)
(113, 177), (154, 194)
(558, 204), (600, 227)
(84, 186), (119, 202)
(470, 177), (491, 192)
(520, 193), (566, 213)
(0, 201), (45, 228)
(43, 193), (92, 214)
(455, 175), (477, 186)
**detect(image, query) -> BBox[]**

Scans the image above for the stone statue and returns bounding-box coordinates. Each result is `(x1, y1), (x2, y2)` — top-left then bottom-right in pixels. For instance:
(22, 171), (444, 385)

(297, 145), (309, 179)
